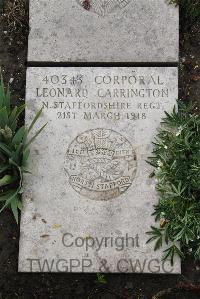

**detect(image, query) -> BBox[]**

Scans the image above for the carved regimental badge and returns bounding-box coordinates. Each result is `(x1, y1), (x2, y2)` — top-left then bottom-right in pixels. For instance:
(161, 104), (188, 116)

(65, 128), (137, 201)
(77, 0), (131, 17)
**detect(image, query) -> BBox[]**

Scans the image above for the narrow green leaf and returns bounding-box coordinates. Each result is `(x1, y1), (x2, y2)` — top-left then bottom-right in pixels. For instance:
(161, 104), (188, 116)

(0, 141), (12, 156)
(0, 107), (9, 128)
(12, 126), (26, 145)
(22, 148), (30, 166)
(0, 187), (20, 213)
(21, 167), (31, 174)
(22, 128), (28, 146)
(146, 236), (158, 244)
(28, 108), (43, 133)
(0, 190), (17, 202)
(154, 237), (162, 251)
(0, 175), (16, 187)
(25, 123), (47, 149)
(9, 158), (23, 187)
(9, 104), (25, 132)
(0, 74), (6, 108)
(174, 246), (184, 259)
(9, 106), (17, 128)
(11, 195), (20, 224)
(0, 85), (4, 108)
(17, 199), (22, 211)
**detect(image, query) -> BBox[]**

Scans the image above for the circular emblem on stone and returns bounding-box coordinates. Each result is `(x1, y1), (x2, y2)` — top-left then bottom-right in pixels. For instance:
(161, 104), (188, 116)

(76, 0), (131, 17)
(65, 128), (137, 201)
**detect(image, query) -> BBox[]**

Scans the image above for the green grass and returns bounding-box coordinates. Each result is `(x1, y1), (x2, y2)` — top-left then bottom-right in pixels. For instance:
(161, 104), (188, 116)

(146, 101), (200, 264)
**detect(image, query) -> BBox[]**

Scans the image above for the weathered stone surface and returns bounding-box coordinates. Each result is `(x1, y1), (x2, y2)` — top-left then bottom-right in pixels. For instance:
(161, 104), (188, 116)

(28, 0), (179, 62)
(19, 67), (180, 273)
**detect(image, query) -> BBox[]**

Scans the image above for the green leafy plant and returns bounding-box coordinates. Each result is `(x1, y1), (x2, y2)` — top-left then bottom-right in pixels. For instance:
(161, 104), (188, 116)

(0, 74), (47, 223)
(146, 101), (200, 264)
(168, 0), (200, 30)
(96, 273), (107, 284)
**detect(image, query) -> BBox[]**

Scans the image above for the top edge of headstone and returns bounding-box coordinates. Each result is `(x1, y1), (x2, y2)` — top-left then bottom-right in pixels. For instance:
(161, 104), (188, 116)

(28, 0), (179, 63)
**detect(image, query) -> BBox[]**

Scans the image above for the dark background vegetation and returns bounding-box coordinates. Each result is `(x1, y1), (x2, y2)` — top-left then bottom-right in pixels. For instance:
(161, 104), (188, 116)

(0, 0), (200, 298)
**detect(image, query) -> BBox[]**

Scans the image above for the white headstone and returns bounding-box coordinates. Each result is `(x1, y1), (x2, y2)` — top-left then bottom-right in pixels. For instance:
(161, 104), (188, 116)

(28, 0), (179, 63)
(18, 67), (180, 273)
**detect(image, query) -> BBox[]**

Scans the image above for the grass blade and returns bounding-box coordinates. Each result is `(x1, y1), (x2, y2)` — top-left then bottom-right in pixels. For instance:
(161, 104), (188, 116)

(25, 123), (47, 149)
(28, 108), (43, 133)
